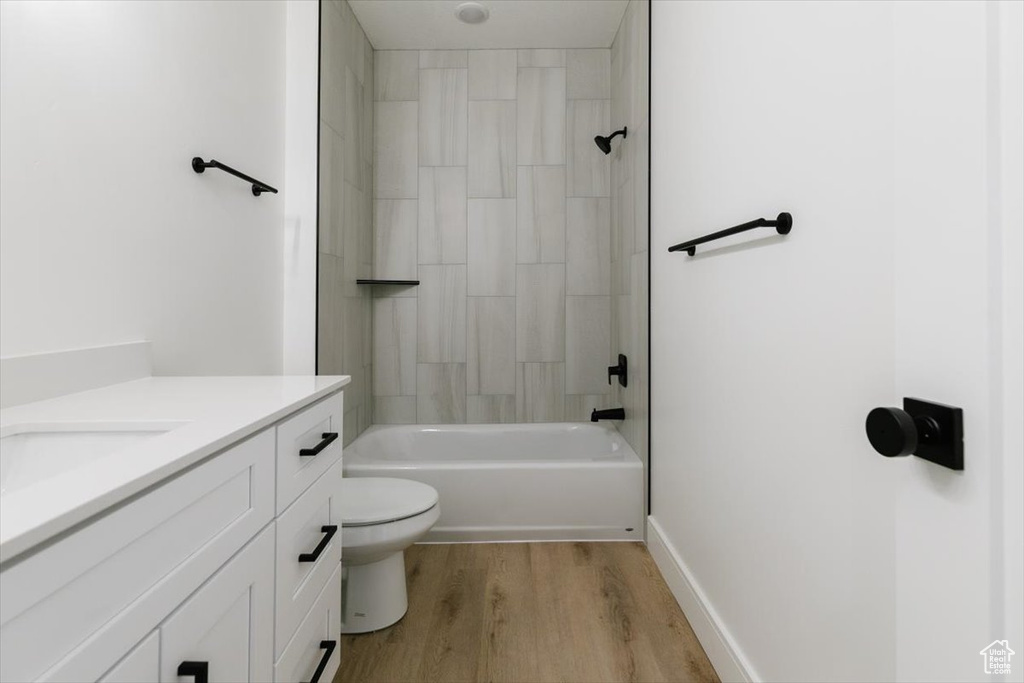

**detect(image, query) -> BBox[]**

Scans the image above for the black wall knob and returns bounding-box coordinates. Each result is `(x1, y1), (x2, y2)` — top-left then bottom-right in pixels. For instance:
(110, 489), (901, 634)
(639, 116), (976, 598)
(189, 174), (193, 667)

(866, 407), (919, 457)
(864, 398), (964, 470)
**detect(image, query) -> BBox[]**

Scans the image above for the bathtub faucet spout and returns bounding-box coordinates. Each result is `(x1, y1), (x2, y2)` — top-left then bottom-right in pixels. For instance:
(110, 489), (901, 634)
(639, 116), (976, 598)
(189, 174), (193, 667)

(591, 407), (625, 422)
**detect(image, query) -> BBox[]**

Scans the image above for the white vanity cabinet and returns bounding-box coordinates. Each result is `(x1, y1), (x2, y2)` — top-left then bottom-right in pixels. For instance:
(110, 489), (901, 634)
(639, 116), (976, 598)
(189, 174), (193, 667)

(0, 389), (345, 683)
(98, 632), (159, 683)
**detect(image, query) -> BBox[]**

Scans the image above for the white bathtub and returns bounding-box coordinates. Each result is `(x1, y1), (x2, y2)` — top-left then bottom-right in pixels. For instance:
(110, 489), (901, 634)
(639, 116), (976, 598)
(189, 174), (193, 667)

(344, 423), (643, 542)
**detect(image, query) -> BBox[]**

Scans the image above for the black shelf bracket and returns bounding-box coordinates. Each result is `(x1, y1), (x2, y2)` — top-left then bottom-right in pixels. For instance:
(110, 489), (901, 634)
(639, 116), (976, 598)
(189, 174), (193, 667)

(669, 212), (792, 256)
(192, 156), (278, 196)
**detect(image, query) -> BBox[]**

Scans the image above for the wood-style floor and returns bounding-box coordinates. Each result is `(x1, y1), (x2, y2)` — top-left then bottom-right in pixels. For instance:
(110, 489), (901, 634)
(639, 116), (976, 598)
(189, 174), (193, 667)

(336, 542), (720, 683)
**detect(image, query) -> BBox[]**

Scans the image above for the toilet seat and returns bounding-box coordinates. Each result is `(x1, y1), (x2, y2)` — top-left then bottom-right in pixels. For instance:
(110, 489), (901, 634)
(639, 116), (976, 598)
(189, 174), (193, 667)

(340, 477), (438, 527)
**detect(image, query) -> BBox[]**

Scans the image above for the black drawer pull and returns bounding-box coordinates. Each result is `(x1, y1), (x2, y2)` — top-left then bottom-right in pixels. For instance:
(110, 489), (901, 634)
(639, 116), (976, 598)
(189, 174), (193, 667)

(299, 525), (338, 562)
(177, 661), (209, 683)
(299, 432), (338, 456)
(308, 640), (337, 683)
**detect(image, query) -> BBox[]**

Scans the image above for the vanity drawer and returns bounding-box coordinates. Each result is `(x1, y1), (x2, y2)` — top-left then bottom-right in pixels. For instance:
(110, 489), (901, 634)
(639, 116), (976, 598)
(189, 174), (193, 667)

(274, 564), (341, 683)
(274, 460), (343, 657)
(1, 429), (275, 683)
(276, 392), (343, 514)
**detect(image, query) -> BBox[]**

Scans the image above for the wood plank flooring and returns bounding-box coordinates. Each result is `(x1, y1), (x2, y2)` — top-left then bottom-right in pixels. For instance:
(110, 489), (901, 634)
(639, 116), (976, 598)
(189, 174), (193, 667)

(336, 542), (720, 683)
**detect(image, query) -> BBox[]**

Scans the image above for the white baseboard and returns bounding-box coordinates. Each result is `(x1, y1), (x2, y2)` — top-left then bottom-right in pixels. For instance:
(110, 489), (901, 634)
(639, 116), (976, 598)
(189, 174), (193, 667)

(646, 516), (758, 683)
(0, 341), (151, 408)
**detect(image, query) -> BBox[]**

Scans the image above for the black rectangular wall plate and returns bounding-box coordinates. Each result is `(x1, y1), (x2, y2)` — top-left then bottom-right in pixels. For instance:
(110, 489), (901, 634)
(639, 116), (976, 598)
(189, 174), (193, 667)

(905, 397), (964, 470)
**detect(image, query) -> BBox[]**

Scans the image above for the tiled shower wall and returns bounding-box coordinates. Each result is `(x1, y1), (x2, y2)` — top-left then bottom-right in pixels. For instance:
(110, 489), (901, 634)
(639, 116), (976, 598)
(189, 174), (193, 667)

(317, 0), (375, 445)
(610, 0), (650, 492)
(371, 48), (616, 424)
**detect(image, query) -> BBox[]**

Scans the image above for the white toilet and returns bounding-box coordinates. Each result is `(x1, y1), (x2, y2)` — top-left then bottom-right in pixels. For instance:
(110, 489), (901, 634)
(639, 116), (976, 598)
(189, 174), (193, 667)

(340, 477), (440, 634)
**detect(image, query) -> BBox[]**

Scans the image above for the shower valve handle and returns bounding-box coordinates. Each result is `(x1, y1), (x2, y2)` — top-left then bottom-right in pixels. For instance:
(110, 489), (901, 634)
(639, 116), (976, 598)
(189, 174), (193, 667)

(607, 354), (628, 388)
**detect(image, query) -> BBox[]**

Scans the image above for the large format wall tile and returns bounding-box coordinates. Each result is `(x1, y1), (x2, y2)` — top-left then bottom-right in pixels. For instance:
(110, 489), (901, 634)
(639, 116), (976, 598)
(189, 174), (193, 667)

(615, 179), (634, 295)
(343, 295), (367, 372)
(342, 180), (364, 297)
(607, 0), (649, 471)
(342, 0), (365, 83)
(344, 68), (364, 188)
(633, 122), (650, 252)
(517, 68), (566, 165)
(419, 69), (468, 166)
(320, 4), (346, 137)
(374, 101), (418, 198)
(518, 49), (566, 68)
(317, 253), (344, 374)
(567, 49), (611, 100)
(373, 200), (417, 279)
(468, 297), (516, 395)
(417, 363), (467, 423)
(418, 265), (467, 362)
(319, 122), (345, 259)
(469, 50), (517, 100)
(367, 40), (624, 427)
(566, 198), (611, 295)
(516, 264), (565, 361)
(420, 50), (468, 68)
(467, 199), (516, 295)
(468, 101), (516, 198)
(516, 363), (565, 422)
(363, 53), (374, 164)
(375, 51), (418, 101)
(517, 166), (566, 264)
(319, 5), (375, 443)
(567, 100), (611, 197)
(419, 167), (467, 264)
(374, 396), (417, 424)
(564, 394), (607, 422)
(565, 295), (611, 395)
(373, 297), (416, 396)
(467, 395), (516, 424)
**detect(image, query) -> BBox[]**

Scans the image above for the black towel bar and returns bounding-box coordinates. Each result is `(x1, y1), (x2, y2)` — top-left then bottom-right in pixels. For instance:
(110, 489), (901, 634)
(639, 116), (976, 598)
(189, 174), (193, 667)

(668, 212), (792, 255)
(192, 156), (278, 196)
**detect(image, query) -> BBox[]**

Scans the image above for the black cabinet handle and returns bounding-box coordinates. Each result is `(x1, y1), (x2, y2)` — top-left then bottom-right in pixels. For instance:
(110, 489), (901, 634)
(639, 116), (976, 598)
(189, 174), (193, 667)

(298, 525), (338, 562)
(299, 432), (338, 456)
(308, 640), (337, 683)
(177, 661), (209, 683)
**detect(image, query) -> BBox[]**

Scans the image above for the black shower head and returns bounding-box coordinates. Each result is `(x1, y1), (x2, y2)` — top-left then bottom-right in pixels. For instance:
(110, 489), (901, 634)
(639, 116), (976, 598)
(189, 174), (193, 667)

(593, 127), (627, 155)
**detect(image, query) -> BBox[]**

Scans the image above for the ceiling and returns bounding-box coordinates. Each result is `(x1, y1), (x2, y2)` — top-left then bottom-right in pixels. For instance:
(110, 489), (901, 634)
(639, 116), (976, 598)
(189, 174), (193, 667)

(348, 1), (629, 50)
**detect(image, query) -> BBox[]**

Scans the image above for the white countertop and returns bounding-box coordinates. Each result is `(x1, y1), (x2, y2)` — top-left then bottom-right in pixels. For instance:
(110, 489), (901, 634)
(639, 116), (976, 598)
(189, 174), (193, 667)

(0, 375), (350, 564)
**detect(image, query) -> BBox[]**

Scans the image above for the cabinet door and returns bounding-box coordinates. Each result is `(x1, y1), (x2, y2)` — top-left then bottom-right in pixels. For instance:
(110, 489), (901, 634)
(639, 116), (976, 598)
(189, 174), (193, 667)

(160, 526), (274, 683)
(98, 631), (158, 683)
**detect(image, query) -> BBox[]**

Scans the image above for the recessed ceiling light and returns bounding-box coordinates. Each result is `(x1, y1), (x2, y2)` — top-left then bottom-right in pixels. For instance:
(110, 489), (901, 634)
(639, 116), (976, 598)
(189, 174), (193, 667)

(455, 2), (489, 25)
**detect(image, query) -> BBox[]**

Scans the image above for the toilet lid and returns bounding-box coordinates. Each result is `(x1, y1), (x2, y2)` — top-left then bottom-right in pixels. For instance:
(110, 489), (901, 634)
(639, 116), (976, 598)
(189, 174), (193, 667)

(340, 477), (439, 527)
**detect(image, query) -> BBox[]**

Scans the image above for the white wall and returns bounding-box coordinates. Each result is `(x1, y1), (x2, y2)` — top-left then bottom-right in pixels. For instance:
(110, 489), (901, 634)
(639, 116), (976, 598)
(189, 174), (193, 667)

(651, 3), (896, 679)
(650, 1), (1022, 681)
(0, 0), (288, 376)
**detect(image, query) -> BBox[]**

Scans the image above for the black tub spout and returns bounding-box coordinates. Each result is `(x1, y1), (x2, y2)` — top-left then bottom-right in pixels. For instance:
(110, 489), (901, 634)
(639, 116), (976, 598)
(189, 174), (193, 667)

(591, 408), (625, 422)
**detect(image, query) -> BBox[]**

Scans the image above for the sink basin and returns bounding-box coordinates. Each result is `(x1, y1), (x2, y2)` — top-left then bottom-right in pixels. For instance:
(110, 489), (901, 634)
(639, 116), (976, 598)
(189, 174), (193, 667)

(0, 422), (187, 497)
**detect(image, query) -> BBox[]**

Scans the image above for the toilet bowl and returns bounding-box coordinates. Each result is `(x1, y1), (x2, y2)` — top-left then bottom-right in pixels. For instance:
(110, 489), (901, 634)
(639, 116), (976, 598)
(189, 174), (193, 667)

(340, 477), (439, 634)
